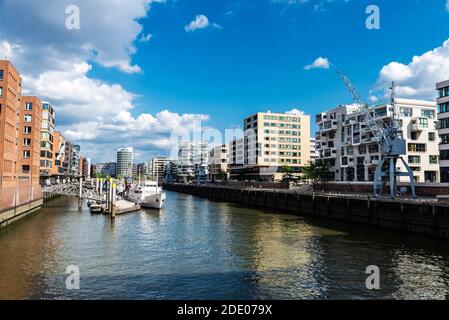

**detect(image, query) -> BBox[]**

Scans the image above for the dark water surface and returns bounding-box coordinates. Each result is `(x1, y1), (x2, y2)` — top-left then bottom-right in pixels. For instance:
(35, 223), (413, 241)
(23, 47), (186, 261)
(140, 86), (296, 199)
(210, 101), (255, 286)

(1, 191), (449, 300)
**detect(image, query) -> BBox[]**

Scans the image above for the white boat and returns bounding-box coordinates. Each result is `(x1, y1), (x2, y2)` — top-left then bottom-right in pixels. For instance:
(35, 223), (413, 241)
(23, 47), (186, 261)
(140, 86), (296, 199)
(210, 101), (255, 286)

(128, 180), (166, 209)
(90, 203), (103, 214)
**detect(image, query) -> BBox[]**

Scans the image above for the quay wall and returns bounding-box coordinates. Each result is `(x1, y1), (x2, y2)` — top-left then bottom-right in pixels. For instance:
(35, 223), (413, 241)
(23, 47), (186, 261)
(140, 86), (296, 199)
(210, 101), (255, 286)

(0, 198), (43, 229)
(320, 182), (449, 196)
(164, 183), (449, 240)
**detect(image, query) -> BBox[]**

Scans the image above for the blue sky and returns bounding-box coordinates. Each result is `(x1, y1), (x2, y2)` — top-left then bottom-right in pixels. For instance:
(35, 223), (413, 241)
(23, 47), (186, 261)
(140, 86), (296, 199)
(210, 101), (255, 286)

(90, 0), (449, 133)
(2, 0), (449, 162)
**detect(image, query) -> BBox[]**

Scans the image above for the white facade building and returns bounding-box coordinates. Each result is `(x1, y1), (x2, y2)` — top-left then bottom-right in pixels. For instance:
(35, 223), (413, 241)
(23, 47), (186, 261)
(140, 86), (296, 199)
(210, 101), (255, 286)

(310, 138), (319, 162)
(315, 98), (440, 183)
(177, 142), (208, 181)
(150, 157), (173, 181)
(116, 147), (133, 178)
(208, 144), (228, 180)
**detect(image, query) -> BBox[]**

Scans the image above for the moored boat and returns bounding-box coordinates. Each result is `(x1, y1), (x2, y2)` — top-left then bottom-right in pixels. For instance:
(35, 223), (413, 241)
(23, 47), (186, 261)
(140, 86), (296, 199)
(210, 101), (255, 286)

(128, 180), (166, 209)
(90, 203), (103, 214)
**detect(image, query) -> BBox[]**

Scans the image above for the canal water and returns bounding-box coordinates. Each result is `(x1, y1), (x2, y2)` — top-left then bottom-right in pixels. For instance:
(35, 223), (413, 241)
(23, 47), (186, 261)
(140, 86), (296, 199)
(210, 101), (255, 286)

(1, 191), (449, 300)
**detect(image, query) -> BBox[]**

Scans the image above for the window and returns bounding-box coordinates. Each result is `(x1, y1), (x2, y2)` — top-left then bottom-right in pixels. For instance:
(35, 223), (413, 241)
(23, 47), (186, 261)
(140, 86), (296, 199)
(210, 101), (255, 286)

(441, 134), (449, 144)
(421, 109), (436, 119)
(428, 132), (436, 141)
(418, 118), (428, 129)
(400, 107), (413, 117)
(23, 150), (31, 159)
(429, 155), (439, 164)
(441, 150), (449, 161)
(23, 138), (31, 146)
(439, 118), (449, 130)
(368, 144), (379, 153)
(25, 102), (33, 110)
(411, 132), (418, 141)
(408, 143), (426, 152)
(24, 115), (32, 122)
(24, 127), (32, 134)
(439, 102), (449, 114)
(22, 165), (30, 173)
(439, 87), (449, 98)
(408, 156), (420, 164)
(0, 86), (2, 97)
(0, 70), (3, 80)
(375, 108), (387, 117)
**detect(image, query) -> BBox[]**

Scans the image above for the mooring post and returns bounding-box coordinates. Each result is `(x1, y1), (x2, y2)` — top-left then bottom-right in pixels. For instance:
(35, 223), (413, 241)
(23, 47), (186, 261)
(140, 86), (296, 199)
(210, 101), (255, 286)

(78, 178), (83, 211)
(111, 181), (116, 219)
(99, 178), (103, 195)
(109, 178), (113, 215)
(105, 179), (109, 214)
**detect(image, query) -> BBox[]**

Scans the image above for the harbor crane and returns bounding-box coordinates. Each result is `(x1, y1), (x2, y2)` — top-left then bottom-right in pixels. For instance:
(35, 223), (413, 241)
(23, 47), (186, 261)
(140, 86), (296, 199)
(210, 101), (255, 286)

(337, 71), (416, 198)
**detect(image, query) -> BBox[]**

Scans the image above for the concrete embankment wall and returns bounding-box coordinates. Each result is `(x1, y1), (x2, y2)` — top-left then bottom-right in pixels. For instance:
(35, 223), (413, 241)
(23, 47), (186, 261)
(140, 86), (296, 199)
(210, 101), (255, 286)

(164, 184), (449, 240)
(321, 182), (449, 196)
(0, 198), (44, 229)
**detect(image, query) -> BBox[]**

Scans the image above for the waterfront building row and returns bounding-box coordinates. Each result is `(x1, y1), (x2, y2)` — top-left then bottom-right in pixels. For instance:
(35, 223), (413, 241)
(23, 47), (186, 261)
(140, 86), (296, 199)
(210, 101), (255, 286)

(0, 59), (89, 191)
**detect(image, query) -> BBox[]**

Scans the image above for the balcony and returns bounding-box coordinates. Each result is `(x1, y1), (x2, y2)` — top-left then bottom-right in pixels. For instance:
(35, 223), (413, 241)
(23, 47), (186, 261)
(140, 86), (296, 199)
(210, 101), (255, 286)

(341, 157), (355, 167)
(411, 117), (428, 132)
(321, 120), (338, 132)
(361, 125), (371, 133)
(323, 148), (337, 159)
(315, 113), (328, 124)
(362, 137), (372, 143)
(344, 119), (357, 126)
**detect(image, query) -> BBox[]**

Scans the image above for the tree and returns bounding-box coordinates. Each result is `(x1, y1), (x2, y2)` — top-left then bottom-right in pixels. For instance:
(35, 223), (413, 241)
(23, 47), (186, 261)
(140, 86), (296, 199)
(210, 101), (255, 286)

(280, 165), (293, 174)
(218, 169), (228, 181)
(280, 165), (298, 182)
(301, 159), (332, 189)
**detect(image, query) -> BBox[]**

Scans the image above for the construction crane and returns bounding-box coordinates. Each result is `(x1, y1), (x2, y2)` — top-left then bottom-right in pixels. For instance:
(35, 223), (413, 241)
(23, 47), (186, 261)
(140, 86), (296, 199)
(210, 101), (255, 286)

(337, 71), (416, 198)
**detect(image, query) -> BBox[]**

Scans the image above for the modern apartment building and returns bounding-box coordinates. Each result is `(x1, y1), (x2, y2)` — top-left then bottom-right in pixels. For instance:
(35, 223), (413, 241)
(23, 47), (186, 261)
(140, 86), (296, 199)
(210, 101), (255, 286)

(63, 141), (73, 176)
(92, 162), (117, 177)
(117, 147), (133, 178)
(18, 96), (42, 184)
(51, 130), (67, 176)
(310, 138), (319, 162)
(177, 142), (208, 181)
(135, 163), (146, 177)
(71, 144), (81, 177)
(78, 157), (90, 178)
(437, 79), (449, 182)
(150, 157), (173, 181)
(315, 98), (440, 183)
(40, 102), (55, 176)
(235, 111), (311, 181)
(0, 60), (21, 188)
(208, 144), (228, 181)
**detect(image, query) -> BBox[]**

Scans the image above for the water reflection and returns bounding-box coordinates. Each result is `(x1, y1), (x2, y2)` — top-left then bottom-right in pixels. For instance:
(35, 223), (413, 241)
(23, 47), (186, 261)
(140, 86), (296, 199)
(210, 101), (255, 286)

(1, 192), (449, 299)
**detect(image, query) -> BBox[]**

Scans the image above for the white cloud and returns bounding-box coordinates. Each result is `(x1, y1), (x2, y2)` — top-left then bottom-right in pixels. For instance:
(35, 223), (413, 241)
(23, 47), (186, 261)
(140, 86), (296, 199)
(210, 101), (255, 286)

(185, 14), (221, 32)
(446, 0), (449, 11)
(376, 38), (449, 100)
(0, 0), (168, 74)
(369, 95), (379, 103)
(286, 108), (306, 116)
(0, 1), (212, 162)
(304, 57), (330, 70)
(140, 33), (153, 42)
